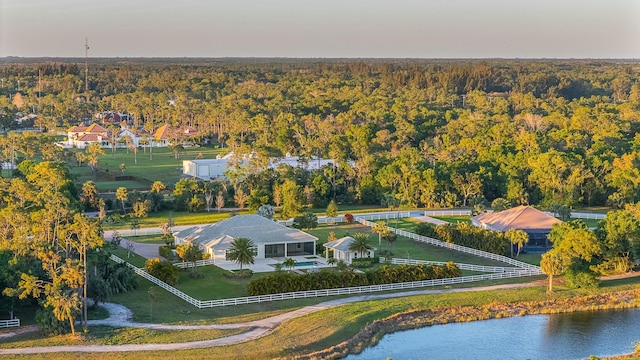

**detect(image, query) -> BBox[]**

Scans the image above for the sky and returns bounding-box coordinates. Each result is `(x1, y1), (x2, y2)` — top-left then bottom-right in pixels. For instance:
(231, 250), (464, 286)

(1, 0), (639, 58)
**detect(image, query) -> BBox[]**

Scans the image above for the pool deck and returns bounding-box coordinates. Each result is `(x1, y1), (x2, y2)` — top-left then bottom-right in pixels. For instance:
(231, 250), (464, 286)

(213, 255), (332, 273)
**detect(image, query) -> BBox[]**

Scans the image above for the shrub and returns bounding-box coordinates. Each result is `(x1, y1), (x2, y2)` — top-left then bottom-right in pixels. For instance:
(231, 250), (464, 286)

(188, 271), (205, 279)
(35, 306), (71, 336)
(565, 268), (600, 289)
(352, 258), (373, 268)
(145, 257), (180, 286)
(159, 245), (175, 260)
(415, 223), (438, 238)
(247, 263), (460, 295)
(344, 213), (355, 224)
(416, 222), (509, 256)
(223, 269), (253, 279)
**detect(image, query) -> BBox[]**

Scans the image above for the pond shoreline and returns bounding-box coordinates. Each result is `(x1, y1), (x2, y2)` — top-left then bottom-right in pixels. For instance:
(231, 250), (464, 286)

(292, 289), (640, 360)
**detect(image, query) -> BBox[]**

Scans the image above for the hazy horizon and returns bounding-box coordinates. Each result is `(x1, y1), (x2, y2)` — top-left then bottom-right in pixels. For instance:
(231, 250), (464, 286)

(2, 0), (640, 59)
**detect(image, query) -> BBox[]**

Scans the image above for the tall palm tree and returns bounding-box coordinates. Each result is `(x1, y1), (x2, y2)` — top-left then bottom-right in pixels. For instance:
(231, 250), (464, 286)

(540, 251), (564, 293)
(505, 229), (529, 257)
(382, 232), (397, 255)
(283, 257), (296, 271)
(226, 237), (256, 270)
(372, 221), (389, 246)
(349, 233), (373, 259)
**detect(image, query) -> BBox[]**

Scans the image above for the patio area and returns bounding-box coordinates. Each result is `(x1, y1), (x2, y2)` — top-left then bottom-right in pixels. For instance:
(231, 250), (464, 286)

(213, 255), (332, 273)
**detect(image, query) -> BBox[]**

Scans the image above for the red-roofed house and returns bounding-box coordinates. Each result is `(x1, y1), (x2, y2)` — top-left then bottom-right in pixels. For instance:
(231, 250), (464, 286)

(471, 205), (562, 251)
(67, 123), (109, 149)
(152, 124), (199, 147)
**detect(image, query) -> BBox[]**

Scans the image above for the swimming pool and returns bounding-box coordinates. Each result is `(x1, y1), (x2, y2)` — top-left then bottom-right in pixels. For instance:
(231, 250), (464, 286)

(294, 261), (318, 267)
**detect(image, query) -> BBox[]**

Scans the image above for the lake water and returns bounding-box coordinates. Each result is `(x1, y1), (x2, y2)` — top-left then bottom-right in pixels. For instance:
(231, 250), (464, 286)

(345, 308), (640, 360)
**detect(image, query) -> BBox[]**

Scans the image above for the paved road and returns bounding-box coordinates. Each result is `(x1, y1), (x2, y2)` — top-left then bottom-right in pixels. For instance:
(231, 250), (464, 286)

(0, 282), (539, 355)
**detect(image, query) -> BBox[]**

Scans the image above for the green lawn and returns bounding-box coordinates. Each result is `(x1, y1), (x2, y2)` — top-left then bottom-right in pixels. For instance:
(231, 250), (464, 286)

(574, 217), (600, 228)
(4, 277), (638, 360)
(111, 247), (148, 268)
(517, 253), (542, 266)
(309, 223), (373, 243)
(69, 146), (225, 191)
(431, 215), (472, 223)
(123, 234), (167, 244)
(389, 217), (423, 230)
(103, 210), (253, 230)
(0, 326), (246, 348)
(173, 265), (270, 300)
(309, 224), (514, 267)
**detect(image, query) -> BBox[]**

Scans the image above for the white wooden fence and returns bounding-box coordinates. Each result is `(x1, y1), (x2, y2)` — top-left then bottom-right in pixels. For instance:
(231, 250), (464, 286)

(357, 217), (541, 272)
(424, 210), (471, 217)
(196, 270), (540, 308)
(0, 319), (20, 329)
(108, 211), (545, 309)
(110, 253), (541, 309)
(173, 258), (216, 269)
(424, 209), (606, 220)
(279, 211), (412, 227)
(382, 258), (522, 273)
(110, 254), (201, 307)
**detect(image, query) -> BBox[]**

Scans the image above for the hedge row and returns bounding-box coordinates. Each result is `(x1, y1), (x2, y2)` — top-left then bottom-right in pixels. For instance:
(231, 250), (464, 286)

(415, 222), (509, 256)
(246, 262), (460, 296)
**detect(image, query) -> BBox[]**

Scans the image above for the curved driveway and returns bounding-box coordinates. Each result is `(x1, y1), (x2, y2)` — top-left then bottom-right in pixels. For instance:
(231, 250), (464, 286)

(0, 282), (537, 355)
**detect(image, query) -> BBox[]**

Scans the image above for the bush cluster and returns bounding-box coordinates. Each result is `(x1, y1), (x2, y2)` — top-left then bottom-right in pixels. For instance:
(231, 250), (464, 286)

(352, 257), (379, 268)
(367, 262), (460, 284)
(159, 245), (175, 260)
(145, 258), (180, 285)
(415, 222), (508, 255)
(247, 262), (460, 296)
(222, 269), (254, 279)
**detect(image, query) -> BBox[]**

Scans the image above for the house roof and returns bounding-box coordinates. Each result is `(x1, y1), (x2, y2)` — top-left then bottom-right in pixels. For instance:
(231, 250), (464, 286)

(175, 214), (318, 249)
(471, 205), (562, 232)
(85, 123), (109, 133)
(68, 123), (108, 134)
(323, 236), (356, 252)
(154, 124), (199, 140)
(68, 125), (88, 133)
(76, 133), (103, 142)
(153, 124), (170, 140)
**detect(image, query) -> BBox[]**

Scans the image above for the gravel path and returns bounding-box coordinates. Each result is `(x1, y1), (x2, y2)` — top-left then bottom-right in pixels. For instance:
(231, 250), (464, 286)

(0, 282), (537, 355)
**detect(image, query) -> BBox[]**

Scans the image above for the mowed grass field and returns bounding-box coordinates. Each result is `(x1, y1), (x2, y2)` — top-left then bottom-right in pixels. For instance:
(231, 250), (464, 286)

(102, 210), (253, 230)
(3, 276), (639, 360)
(69, 146), (226, 191)
(308, 223), (512, 267)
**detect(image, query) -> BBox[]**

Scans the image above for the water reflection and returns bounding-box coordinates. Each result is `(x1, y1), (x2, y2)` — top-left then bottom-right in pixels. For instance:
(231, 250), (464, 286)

(345, 308), (639, 360)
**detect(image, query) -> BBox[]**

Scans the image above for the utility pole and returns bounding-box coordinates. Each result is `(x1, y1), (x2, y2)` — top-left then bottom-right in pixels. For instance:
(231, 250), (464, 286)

(38, 69), (42, 99)
(84, 37), (90, 95)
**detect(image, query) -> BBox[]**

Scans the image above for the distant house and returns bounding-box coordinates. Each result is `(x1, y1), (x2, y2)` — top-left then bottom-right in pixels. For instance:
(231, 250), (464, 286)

(182, 152), (339, 180)
(323, 236), (375, 265)
(67, 123), (109, 149)
(153, 124), (199, 148)
(97, 111), (132, 125)
(15, 113), (37, 126)
(471, 205), (562, 251)
(116, 128), (139, 147)
(174, 214), (318, 261)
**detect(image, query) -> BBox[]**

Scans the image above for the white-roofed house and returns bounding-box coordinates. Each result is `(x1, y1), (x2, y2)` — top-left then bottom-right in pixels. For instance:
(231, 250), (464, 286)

(173, 214), (318, 262)
(323, 236), (375, 265)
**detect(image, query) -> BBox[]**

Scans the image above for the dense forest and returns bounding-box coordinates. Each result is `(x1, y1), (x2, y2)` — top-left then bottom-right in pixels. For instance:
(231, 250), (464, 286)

(1, 59), (640, 210)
